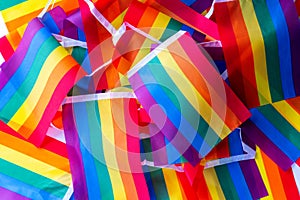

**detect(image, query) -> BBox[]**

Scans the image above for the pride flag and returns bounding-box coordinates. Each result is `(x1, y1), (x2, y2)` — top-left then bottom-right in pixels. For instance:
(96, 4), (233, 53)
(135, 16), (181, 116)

(0, 18), (85, 146)
(214, 0), (300, 108)
(242, 96), (300, 170)
(0, 125), (72, 199)
(63, 92), (150, 200)
(255, 148), (300, 199)
(128, 31), (250, 165)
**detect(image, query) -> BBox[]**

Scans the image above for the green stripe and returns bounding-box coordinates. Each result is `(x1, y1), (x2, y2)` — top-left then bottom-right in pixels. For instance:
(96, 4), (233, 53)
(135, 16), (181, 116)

(147, 57), (221, 147)
(0, 0), (27, 11)
(252, 0), (284, 102)
(150, 169), (170, 200)
(160, 19), (182, 41)
(257, 104), (300, 150)
(0, 158), (68, 198)
(88, 101), (114, 199)
(215, 165), (240, 200)
(1, 36), (59, 120)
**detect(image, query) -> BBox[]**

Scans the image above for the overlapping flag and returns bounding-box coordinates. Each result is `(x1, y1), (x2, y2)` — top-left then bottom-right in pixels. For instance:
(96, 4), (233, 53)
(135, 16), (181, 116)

(0, 0), (300, 199)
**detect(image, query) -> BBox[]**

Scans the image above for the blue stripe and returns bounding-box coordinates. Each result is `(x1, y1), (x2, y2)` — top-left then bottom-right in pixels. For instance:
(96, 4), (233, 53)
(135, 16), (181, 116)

(227, 163), (253, 200)
(139, 65), (211, 155)
(42, 12), (61, 34)
(228, 129), (243, 156)
(250, 109), (300, 161)
(74, 102), (102, 199)
(0, 28), (50, 110)
(266, 0), (295, 99)
(0, 173), (60, 200)
(181, 0), (196, 6)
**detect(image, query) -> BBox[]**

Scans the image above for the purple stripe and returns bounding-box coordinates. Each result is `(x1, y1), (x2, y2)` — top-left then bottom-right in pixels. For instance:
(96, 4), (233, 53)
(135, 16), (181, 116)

(279, 0), (300, 95)
(130, 73), (201, 165)
(190, 0), (213, 13)
(239, 160), (268, 199)
(62, 104), (89, 200)
(241, 121), (293, 170)
(150, 126), (169, 165)
(0, 187), (30, 200)
(0, 18), (43, 90)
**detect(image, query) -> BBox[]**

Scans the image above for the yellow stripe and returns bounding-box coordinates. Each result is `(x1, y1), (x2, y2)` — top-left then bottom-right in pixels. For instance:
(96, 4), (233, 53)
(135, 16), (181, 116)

(272, 101), (300, 132)
(148, 12), (171, 40)
(131, 13), (171, 68)
(162, 168), (183, 200)
(157, 51), (231, 139)
(239, 0), (271, 105)
(1, 0), (61, 23)
(97, 99), (127, 200)
(255, 148), (273, 200)
(203, 167), (226, 199)
(8, 46), (69, 131)
(0, 144), (71, 186)
(111, 9), (127, 29)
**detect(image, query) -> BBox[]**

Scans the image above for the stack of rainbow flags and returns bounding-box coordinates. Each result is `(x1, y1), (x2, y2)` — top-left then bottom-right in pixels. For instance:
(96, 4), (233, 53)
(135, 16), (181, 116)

(0, 0), (300, 199)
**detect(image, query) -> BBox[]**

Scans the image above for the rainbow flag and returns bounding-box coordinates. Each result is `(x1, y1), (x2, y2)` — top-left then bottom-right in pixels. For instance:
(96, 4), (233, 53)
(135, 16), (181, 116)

(128, 31), (250, 165)
(0, 125), (72, 199)
(63, 92), (150, 200)
(242, 96), (300, 170)
(124, 1), (206, 43)
(214, 0), (300, 108)
(140, 137), (198, 200)
(255, 148), (300, 199)
(0, 0), (78, 32)
(146, 0), (219, 41)
(0, 18), (85, 146)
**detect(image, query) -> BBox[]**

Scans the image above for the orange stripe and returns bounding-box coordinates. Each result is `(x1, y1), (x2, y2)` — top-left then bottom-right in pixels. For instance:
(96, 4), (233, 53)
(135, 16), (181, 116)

(261, 151), (287, 200)
(170, 47), (241, 130)
(18, 56), (78, 137)
(113, 99), (139, 200)
(0, 130), (70, 172)
(228, 1), (259, 108)
(137, 6), (158, 28)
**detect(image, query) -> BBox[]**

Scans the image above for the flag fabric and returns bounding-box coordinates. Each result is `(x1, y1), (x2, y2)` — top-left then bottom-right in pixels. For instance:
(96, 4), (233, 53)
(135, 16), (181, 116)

(0, 18), (85, 146)
(242, 96), (300, 170)
(63, 92), (150, 200)
(0, 124), (72, 200)
(255, 147), (300, 199)
(214, 0), (300, 108)
(128, 30), (250, 165)
(0, 0), (78, 32)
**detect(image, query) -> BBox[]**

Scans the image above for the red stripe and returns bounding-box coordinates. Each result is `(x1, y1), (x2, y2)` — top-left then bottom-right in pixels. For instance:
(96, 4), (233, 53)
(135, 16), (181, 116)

(215, 2), (259, 108)
(176, 170), (198, 200)
(0, 36), (14, 60)
(124, 1), (153, 27)
(279, 167), (300, 199)
(154, 0), (219, 40)
(28, 66), (83, 146)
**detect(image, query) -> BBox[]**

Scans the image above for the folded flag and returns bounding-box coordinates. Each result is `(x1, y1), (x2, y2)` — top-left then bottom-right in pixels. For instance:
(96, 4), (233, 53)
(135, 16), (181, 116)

(0, 125), (72, 200)
(215, 0), (300, 108)
(128, 30), (250, 165)
(63, 92), (150, 200)
(0, 18), (85, 146)
(242, 96), (300, 170)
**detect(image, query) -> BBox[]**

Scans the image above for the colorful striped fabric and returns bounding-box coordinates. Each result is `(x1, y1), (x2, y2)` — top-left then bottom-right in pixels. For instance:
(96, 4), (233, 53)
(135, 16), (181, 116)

(0, 0), (79, 32)
(214, 0), (300, 108)
(183, 131), (267, 200)
(0, 18), (85, 146)
(124, 1), (206, 43)
(181, 0), (213, 14)
(242, 96), (300, 170)
(0, 125), (72, 199)
(128, 31), (250, 165)
(63, 92), (150, 200)
(255, 147), (300, 199)
(147, 0), (219, 41)
(140, 137), (198, 200)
